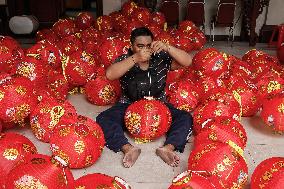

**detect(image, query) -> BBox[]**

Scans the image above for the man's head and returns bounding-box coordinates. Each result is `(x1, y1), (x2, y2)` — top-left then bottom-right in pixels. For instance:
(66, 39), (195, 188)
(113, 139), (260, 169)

(130, 27), (154, 53)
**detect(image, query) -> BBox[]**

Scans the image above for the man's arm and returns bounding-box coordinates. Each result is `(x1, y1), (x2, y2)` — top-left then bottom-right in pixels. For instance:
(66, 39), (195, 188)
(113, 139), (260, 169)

(105, 55), (136, 80)
(106, 49), (152, 80)
(151, 41), (192, 70)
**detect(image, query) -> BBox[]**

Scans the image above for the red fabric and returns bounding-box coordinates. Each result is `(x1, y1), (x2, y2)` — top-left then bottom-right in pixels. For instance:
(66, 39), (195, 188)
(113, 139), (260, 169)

(50, 115), (105, 168)
(5, 154), (74, 189)
(0, 132), (37, 187)
(124, 99), (172, 141)
(251, 157), (284, 189)
(188, 142), (248, 188)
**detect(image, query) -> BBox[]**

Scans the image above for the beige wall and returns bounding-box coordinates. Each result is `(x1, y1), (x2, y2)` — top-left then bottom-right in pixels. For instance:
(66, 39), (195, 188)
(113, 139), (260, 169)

(102, 0), (282, 36)
(266, 0), (284, 25)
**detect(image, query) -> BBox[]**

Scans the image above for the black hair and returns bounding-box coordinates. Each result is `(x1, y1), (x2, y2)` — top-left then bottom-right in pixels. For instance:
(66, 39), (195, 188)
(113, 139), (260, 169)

(130, 27), (154, 44)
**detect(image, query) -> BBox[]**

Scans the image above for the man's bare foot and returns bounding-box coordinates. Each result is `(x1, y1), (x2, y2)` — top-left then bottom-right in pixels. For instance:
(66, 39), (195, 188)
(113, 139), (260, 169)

(156, 144), (180, 167)
(121, 144), (141, 168)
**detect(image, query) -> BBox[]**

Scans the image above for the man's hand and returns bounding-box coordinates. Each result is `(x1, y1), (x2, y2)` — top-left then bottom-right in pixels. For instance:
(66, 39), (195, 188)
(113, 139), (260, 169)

(151, 41), (169, 54)
(133, 49), (152, 63)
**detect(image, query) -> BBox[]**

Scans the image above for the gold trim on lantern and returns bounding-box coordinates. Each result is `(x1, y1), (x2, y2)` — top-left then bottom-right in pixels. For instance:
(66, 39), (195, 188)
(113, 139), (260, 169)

(3, 148), (19, 160)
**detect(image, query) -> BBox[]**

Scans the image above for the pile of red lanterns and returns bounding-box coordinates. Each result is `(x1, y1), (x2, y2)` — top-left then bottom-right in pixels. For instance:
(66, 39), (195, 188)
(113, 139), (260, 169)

(1, 0), (284, 188)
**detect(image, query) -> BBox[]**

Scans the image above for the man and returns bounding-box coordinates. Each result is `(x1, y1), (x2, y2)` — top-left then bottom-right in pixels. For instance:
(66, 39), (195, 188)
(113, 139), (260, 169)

(96, 27), (193, 168)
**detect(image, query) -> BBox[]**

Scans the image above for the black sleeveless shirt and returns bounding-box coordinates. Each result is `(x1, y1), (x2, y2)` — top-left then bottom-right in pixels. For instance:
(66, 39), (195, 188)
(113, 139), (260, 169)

(114, 49), (172, 104)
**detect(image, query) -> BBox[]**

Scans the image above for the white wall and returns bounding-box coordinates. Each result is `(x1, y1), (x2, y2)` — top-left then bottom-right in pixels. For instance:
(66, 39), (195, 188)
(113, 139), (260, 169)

(266, 0), (284, 25)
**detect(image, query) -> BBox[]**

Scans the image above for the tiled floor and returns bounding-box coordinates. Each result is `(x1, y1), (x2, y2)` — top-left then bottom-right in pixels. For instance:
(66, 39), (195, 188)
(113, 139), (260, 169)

(6, 40), (284, 188)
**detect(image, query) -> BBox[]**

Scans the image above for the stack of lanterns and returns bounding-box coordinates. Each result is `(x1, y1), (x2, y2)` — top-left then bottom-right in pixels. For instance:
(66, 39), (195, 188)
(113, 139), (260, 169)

(1, 0), (284, 188)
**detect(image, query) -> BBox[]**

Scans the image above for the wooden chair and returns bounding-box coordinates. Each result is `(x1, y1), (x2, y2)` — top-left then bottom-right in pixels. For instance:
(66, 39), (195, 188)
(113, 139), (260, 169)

(210, 0), (236, 46)
(159, 0), (179, 27)
(186, 0), (205, 31)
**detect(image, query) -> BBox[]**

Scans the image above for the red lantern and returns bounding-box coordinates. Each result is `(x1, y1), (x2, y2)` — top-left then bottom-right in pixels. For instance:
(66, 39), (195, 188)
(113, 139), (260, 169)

(260, 95), (284, 133)
(0, 132), (37, 187)
(5, 154), (74, 189)
(112, 14), (129, 32)
(0, 76), (37, 124)
(146, 23), (163, 38)
(52, 18), (77, 38)
(174, 33), (194, 52)
(131, 7), (151, 25)
(75, 12), (94, 30)
(15, 56), (48, 89)
(193, 98), (241, 131)
(63, 50), (97, 86)
(123, 20), (143, 38)
(151, 11), (166, 28)
(57, 33), (83, 56)
(94, 15), (113, 32)
(0, 36), (24, 73)
(251, 157), (284, 189)
(190, 29), (207, 50)
(167, 80), (200, 112)
(228, 76), (260, 117)
(99, 38), (128, 67)
(30, 97), (77, 142)
(256, 75), (284, 101)
(155, 31), (175, 46)
(124, 99), (172, 142)
(188, 142), (248, 188)
(80, 26), (101, 43)
(72, 173), (131, 189)
(36, 28), (59, 43)
(85, 76), (121, 106)
(192, 48), (230, 78)
(121, 1), (138, 16)
(50, 115), (105, 168)
(178, 20), (197, 34)
(47, 70), (70, 101)
(194, 116), (247, 149)
(25, 40), (62, 69)
(168, 170), (216, 189)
